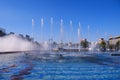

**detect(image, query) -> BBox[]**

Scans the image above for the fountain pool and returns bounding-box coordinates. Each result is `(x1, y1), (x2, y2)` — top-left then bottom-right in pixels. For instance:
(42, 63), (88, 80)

(0, 52), (120, 80)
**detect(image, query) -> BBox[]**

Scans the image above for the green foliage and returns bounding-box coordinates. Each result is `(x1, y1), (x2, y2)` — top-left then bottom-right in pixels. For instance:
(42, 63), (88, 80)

(80, 39), (89, 48)
(99, 40), (106, 51)
(0, 30), (6, 36)
(108, 44), (114, 50)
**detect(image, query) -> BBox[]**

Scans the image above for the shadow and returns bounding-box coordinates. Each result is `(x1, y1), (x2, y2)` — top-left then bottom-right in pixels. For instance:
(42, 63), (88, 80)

(10, 61), (34, 80)
(80, 56), (120, 67)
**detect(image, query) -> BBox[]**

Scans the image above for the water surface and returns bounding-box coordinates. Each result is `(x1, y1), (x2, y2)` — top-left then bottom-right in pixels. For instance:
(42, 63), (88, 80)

(0, 52), (120, 80)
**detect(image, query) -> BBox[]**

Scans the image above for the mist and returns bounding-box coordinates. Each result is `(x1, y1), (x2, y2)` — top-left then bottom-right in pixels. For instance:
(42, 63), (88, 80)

(0, 34), (39, 52)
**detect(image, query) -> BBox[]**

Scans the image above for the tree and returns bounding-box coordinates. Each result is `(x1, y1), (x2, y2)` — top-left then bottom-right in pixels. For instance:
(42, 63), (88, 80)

(0, 30), (6, 36)
(99, 39), (106, 51)
(52, 41), (57, 48)
(80, 39), (89, 48)
(108, 44), (114, 51)
(9, 32), (15, 35)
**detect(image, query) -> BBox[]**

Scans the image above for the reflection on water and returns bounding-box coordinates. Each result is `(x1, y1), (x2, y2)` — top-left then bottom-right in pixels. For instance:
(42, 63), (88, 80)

(0, 52), (120, 80)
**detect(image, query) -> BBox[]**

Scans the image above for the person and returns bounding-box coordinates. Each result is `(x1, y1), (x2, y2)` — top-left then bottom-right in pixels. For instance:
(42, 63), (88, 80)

(59, 54), (63, 59)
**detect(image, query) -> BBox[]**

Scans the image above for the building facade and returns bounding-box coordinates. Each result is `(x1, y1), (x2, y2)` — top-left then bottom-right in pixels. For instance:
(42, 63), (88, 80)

(109, 36), (120, 45)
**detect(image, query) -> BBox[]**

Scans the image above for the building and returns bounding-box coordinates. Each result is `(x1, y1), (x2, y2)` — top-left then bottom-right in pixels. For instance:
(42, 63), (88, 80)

(109, 36), (120, 45)
(108, 36), (120, 51)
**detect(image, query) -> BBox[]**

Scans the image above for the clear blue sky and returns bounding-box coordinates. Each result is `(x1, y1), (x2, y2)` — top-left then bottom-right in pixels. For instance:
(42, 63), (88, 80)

(0, 0), (120, 42)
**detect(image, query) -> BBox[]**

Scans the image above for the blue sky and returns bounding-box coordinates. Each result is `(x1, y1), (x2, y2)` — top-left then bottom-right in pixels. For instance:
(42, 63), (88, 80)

(0, 0), (120, 42)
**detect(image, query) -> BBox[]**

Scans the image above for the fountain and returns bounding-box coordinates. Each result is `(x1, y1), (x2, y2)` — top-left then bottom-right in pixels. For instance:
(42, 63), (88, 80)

(49, 17), (53, 53)
(50, 17), (53, 40)
(41, 18), (44, 41)
(26, 18), (65, 60)
(32, 19), (34, 38)
(89, 42), (98, 52)
(39, 18), (50, 51)
(87, 25), (90, 39)
(78, 22), (81, 51)
(59, 19), (63, 48)
(70, 20), (73, 45)
(26, 18), (119, 60)
(31, 19), (34, 51)
(1, 18), (120, 80)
